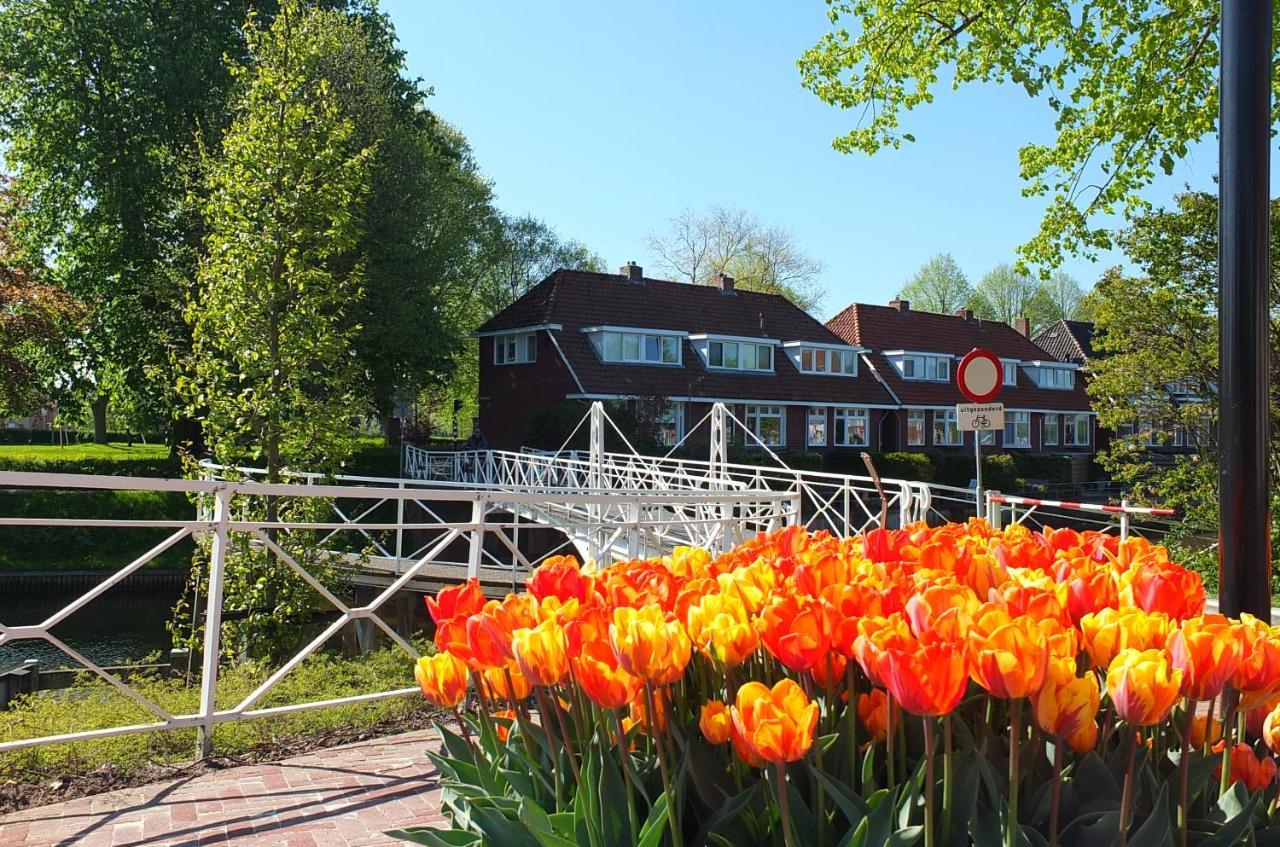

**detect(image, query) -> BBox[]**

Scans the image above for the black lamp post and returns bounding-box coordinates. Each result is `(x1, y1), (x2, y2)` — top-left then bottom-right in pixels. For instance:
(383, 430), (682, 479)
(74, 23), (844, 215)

(1217, 0), (1272, 618)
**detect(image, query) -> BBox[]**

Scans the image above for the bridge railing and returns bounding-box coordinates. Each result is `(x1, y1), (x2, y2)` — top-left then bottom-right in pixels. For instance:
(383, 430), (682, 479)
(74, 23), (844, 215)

(0, 470), (797, 757)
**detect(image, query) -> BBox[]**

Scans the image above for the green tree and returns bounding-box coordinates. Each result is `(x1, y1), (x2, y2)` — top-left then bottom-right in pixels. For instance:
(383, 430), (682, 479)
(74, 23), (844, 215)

(798, 2), (1239, 268)
(969, 263), (1055, 332)
(0, 0), (256, 441)
(316, 9), (496, 440)
(185, 0), (373, 481)
(898, 253), (972, 313)
(1042, 271), (1087, 323)
(1087, 192), (1280, 587)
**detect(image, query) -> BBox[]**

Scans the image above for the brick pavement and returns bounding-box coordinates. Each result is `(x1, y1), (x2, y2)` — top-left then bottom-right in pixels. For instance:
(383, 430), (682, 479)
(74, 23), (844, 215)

(0, 729), (447, 846)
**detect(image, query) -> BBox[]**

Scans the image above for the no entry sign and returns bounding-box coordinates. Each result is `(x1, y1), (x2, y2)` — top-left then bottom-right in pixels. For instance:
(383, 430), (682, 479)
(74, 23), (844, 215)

(956, 348), (1003, 403)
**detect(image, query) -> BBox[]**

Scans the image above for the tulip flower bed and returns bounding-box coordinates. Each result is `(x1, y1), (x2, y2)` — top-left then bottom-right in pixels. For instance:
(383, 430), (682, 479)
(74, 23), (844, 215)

(393, 522), (1280, 847)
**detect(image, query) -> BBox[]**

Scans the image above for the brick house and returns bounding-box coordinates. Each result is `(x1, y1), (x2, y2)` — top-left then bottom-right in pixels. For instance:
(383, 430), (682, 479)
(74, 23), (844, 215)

(1034, 318), (1203, 455)
(473, 264), (898, 451)
(825, 300), (1097, 455)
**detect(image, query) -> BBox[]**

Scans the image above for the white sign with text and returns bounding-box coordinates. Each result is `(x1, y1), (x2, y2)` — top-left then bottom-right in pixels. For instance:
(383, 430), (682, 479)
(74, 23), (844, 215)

(957, 403), (1004, 431)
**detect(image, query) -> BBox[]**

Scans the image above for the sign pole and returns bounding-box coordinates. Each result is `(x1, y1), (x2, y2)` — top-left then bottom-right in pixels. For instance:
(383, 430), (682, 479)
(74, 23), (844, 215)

(973, 430), (983, 518)
(1218, 0), (1272, 618)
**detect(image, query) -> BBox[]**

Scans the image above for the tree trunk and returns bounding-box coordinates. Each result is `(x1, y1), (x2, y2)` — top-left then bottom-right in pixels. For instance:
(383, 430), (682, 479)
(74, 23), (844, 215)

(170, 415), (206, 461)
(91, 394), (109, 444)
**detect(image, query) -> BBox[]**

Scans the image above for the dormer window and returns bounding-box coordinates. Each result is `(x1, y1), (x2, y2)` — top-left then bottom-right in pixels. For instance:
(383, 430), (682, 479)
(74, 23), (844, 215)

(583, 327), (684, 366)
(494, 332), (536, 365)
(1036, 367), (1074, 390)
(885, 351), (951, 382)
(787, 342), (861, 376)
(1002, 361), (1018, 386)
(689, 335), (777, 372)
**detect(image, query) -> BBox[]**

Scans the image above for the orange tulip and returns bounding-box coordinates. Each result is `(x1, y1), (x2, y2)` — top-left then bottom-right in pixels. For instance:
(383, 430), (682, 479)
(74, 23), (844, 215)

(686, 592), (759, 667)
(511, 618), (570, 687)
(1189, 715), (1223, 749)
(968, 610), (1049, 700)
(473, 594), (537, 665)
(414, 651), (468, 709)
(526, 555), (592, 604)
(857, 689), (893, 743)
(1232, 615), (1280, 705)
(1064, 566), (1118, 625)
(571, 640), (641, 710)
(609, 605), (692, 686)
(852, 614), (915, 687)
(1034, 661), (1100, 754)
(700, 700), (732, 744)
(1105, 648), (1183, 726)
(1079, 607), (1174, 670)
(757, 594), (832, 672)
(731, 679), (819, 764)
(1167, 615), (1239, 701)
(1129, 563), (1205, 621)
(878, 634), (969, 717)
(1217, 743), (1278, 792)
(492, 709), (516, 742)
(481, 662), (531, 702)
(905, 581), (977, 640)
(426, 578), (486, 624)
(627, 691), (668, 733)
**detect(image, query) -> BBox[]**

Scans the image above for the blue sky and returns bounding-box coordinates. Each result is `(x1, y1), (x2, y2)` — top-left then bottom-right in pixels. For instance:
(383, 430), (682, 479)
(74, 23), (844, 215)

(383, 1), (1242, 319)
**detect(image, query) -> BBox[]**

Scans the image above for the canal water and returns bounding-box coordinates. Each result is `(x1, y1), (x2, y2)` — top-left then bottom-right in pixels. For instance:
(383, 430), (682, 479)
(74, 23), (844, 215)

(0, 577), (184, 674)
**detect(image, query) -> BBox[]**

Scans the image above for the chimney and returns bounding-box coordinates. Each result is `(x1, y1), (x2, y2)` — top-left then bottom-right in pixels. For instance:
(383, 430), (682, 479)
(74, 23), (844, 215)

(620, 261), (643, 282)
(714, 272), (736, 292)
(889, 298), (910, 312)
(954, 308), (973, 321)
(1015, 316), (1031, 337)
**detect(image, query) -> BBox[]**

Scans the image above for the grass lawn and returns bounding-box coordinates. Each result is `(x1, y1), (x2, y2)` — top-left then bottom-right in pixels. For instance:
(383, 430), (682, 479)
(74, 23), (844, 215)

(0, 442), (169, 464)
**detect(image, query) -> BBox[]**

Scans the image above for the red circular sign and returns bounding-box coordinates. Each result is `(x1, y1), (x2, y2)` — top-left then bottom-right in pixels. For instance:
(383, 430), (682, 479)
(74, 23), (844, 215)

(956, 348), (1002, 403)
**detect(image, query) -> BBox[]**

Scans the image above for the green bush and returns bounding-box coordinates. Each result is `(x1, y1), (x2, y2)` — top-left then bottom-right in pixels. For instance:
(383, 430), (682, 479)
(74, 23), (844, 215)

(726, 447), (823, 472)
(0, 443), (178, 477)
(867, 451), (935, 482)
(1008, 453), (1072, 484)
(0, 641), (434, 778)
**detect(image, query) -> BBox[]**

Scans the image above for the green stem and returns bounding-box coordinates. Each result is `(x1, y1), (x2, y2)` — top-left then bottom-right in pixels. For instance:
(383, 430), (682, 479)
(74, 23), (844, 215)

(924, 717), (936, 847)
(777, 761), (797, 847)
(845, 664), (859, 789)
(885, 691), (896, 791)
(646, 684), (683, 847)
(535, 687), (563, 807)
(1180, 701), (1194, 847)
(1006, 699), (1022, 847)
(1049, 735), (1064, 847)
(814, 690), (827, 847)
(1119, 728), (1138, 847)
(610, 709), (640, 843)
(1220, 689), (1238, 797)
(942, 713), (953, 844)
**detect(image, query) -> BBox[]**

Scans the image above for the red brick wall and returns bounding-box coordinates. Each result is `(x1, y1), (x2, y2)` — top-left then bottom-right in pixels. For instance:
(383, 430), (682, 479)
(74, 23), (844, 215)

(478, 332), (582, 450)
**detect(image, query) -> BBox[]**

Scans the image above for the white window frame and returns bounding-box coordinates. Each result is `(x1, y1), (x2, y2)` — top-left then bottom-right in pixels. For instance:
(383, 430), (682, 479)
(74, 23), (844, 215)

(933, 409), (963, 446)
(494, 332), (536, 365)
(906, 410), (927, 446)
(1003, 411), (1031, 448)
(1043, 414), (1059, 446)
(979, 430), (997, 446)
(889, 352), (952, 382)
(833, 408), (870, 447)
(596, 330), (682, 365)
(794, 345), (859, 376)
(707, 340), (774, 373)
(1063, 413), (1091, 446)
(1037, 367), (1075, 390)
(744, 405), (785, 447)
(807, 406), (828, 447)
(1002, 361), (1018, 386)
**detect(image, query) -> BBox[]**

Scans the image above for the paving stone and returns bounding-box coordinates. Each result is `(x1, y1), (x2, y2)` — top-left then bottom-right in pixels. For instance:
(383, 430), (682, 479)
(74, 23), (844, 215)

(0, 728), (443, 846)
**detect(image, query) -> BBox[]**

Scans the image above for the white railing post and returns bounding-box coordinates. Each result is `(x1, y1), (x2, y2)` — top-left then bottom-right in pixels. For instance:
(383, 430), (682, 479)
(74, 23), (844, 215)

(709, 403), (729, 487)
(468, 497), (487, 578)
(197, 486), (231, 759)
(395, 481), (405, 575)
(1120, 499), (1130, 541)
(985, 491), (1003, 529)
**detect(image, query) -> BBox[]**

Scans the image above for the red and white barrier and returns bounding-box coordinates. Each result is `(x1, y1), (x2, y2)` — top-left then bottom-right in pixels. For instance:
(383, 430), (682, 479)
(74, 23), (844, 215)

(986, 493), (1177, 518)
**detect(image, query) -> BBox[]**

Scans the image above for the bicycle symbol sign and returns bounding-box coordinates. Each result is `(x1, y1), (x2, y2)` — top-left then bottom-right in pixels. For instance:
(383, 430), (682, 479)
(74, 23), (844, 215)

(957, 403), (1004, 431)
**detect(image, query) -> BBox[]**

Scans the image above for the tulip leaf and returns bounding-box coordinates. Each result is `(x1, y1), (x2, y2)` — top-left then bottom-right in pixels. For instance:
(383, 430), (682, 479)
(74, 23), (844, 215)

(596, 749), (629, 846)
(888, 824), (923, 845)
(1202, 788), (1262, 847)
(383, 827), (482, 847)
(1127, 784), (1173, 847)
(635, 791), (669, 847)
(863, 788), (896, 847)
(517, 799), (577, 847)
(692, 782), (760, 846)
(468, 805), (542, 847)
(1251, 824), (1280, 846)
(808, 763), (870, 827)
(1216, 781), (1252, 820)
(944, 753), (982, 847)
(1070, 752), (1121, 807)
(1074, 810), (1122, 847)
(896, 758), (925, 829)
(1183, 752), (1222, 805)
(786, 780), (820, 846)
(862, 744), (878, 792)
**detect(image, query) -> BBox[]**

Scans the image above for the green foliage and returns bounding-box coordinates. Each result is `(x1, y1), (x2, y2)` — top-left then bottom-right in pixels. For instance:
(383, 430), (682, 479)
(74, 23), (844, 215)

(0, 641), (433, 778)
(184, 1), (372, 479)
(898, 253), (971, 314)
(862, 451), (934, 483)
(798, 1), (1233, 268)
(0, 488), (190, 571)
